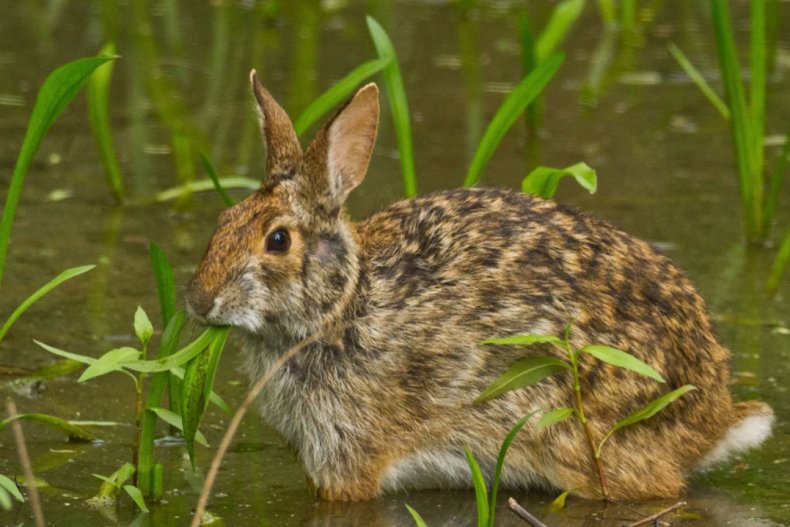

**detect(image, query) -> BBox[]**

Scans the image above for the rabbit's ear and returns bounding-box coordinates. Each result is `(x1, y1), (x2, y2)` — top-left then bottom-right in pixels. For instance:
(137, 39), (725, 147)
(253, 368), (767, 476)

(305, 83), (379, 205)
(250, 70), (302, 180)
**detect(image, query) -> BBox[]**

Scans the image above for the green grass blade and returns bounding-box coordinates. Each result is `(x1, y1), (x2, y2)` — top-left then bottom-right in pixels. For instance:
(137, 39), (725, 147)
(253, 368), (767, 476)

(750, 0), (766, 209)
(154, 177), (259, 202)
(521, 162), (597, 199)
(0, 56), (115, 288)
(294, 59), (389, 136)
(367, 17), (417, 197)
(0, 413), (97, 441)
(764, 132), (789, 234)
(489, 412), (535, 527)
(87, 43), (123, 203)
(199, 152), (234, 207)
(475, 356), (569, 403)
(464, 53), (564, 187)
(0, 487), (11, 511)
(667, 43), (730, 121)
(710, 0), (761, 240)
(123, 485), (149, 513)
(464, 447), (489, 527)
(0, 475), (24, 504)
(123, 326), (222, 373)
(482, 334), (563, 347)
(767, 226), (790, 294)
(405, 504), (429, 527)
(579, 345), (665, 382)
(34, 340), (96, 365)
(534, 0), (585, 62)
(149, 242), (176, 328)
(170, 366), (232, 415)
(596, 385), (696, 456)
(0, 265), (94, 343)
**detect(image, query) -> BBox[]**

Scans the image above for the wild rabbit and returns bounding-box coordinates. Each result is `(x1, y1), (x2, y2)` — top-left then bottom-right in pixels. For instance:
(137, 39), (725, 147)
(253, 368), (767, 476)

(186, 71), (774, 501)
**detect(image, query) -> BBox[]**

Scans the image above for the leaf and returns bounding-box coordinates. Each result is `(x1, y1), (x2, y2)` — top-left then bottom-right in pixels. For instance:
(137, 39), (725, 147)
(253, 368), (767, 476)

(579, 345), (665, 383)
(476, 356), (569, 403)
(0, 413), (96, 441)
(405, 504), (429, 527)
(0, 56), (115, 288)
(154, 178), (259, 202)
(92, 474), (119, 489)
(667, 43), (730, 120)
(489, 412), (536, 527)
(149, 243), (177, 328)
(367, 17), (417, 198)
(549, 487), (584, 512)
(0, 475), (24, 504)
(146, 407), (208, 447)
(87, 42), (123, 203)
(597, 385), (697, 456)
(0, 265), (95, 343)
(199, 152), (234, 207)
(522, 162), (597, 199)
(0, 488), (10, 511)
(170, 366), (232, 415)
(34, 340), (96, 365)
(534, 0), (585, 62)
(123, 485), (149, 513)
(464, 447), (489, 527)
(464, 53), (564, 187)
(79, 346), (141, 382)
(294, 58), (390, 136)
(123, 327), (223, 373)
(482, 334), (563, 347)
(134, 306), (154, 348)
(538, 407), (574, 430)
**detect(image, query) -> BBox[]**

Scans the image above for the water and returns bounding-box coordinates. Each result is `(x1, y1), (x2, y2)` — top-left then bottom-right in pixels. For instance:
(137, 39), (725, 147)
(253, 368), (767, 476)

(1, 1), (788, 526)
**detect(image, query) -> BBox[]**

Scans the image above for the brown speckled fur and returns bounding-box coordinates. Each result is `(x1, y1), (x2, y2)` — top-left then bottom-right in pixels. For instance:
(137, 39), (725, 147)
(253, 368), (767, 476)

(187, 75), (773, 501)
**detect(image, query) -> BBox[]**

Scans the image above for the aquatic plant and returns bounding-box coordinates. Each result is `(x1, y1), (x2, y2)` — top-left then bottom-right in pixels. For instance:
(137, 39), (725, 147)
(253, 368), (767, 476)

(0, 474), (25, 511)
(669, 0), (789, 271)
(477, 318), (695, 501)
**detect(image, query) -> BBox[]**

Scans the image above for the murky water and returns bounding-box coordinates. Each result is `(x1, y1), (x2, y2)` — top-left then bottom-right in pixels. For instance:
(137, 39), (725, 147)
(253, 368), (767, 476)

(1, 1), (789, 526)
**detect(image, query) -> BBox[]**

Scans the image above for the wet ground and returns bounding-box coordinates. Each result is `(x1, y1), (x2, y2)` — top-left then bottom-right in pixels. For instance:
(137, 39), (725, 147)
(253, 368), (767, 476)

(0, 1), (788, 526)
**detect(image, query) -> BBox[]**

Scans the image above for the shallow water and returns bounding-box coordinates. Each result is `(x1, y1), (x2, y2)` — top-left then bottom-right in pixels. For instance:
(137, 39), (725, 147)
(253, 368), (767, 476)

(1, 1), (789, 526)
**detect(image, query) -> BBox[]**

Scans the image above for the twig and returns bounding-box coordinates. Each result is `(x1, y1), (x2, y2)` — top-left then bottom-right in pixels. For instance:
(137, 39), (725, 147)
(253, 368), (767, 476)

(190, 335), (319, 527)
(508, 497), (549, 527)
(623, 501), (687, 527)
(6, 400), (45, 527)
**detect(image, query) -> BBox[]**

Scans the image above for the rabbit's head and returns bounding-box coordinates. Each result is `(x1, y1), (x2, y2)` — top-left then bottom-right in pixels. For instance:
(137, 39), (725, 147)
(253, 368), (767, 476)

(186, 71), (379, 338)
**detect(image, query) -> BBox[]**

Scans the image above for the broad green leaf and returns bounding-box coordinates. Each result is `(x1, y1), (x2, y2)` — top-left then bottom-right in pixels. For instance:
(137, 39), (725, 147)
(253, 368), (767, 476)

(464, 447), (489, 527)
(79, 346), (141, 382)
(464, 53), (564, 187)
(549, 486), (585, 512)
(596, 385), (696, 456)
(34, 340), (96, 365)
(476, 356), (569, 403)
(0, 413), (96, 441)
(522, 162), (597, 199)
(538, 407), (574, 430)
(0, 265), (95, 343)
(181, 345), (213, 465)
(405, 504), (429, 527)
(0, 487), (10, 511)
(123, 485), (149, 513)
(123, 327), (223, 373)
(199, 152), (234, 207)
(171, 366), (232, 415)
(535, 0), (585, 61)
(149, 243), (177, 329)
(87, 42), (123, 203)
(0, 475), (24, 504)
(367, 17), (417, 197)
(134, 306), (154, 348)
(489, 412), (536, 527)
(482, 334), (563, 347)
(0, 56), (115, 288)
(294, 58), (390, 136)
(667, 43), (730, 120)
(146, 407), (208, 447)
(579, 345), (664, 383)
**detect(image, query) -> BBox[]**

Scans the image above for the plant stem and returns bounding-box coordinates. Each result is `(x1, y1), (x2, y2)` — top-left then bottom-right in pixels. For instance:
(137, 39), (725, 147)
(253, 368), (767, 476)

(132, 375), (144, 486)
(568, 347), (610, 500)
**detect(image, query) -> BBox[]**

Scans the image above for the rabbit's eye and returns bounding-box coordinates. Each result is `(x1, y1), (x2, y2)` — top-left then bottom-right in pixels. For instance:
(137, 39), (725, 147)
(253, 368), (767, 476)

(266, 229), (291, 253)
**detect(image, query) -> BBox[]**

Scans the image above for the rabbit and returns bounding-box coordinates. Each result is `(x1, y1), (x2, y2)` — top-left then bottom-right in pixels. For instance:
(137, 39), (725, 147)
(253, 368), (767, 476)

(186, 70), (774, 502)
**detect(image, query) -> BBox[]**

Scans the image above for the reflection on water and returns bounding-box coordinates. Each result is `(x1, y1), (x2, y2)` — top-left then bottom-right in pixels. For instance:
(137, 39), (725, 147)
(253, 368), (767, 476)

(0, 1), (788, 526)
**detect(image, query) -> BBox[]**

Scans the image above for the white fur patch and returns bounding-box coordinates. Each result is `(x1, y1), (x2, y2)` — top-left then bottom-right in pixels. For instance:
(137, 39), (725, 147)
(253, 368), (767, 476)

(696, 412), (775, 469)
(381, 450), (472, 491)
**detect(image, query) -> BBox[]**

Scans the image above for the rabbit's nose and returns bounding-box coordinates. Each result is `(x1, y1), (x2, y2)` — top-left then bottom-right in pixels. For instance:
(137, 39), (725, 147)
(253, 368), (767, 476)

(187, 283), (216, 319)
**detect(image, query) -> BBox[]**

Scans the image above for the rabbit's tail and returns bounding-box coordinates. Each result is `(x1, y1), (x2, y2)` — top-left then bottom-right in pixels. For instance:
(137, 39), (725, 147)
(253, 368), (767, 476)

(696, 400), (774, 470)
